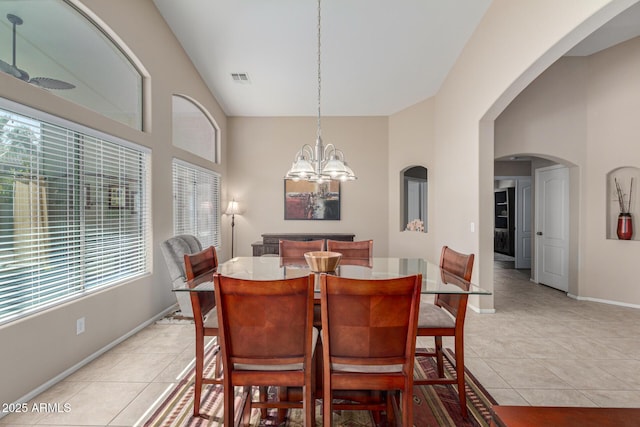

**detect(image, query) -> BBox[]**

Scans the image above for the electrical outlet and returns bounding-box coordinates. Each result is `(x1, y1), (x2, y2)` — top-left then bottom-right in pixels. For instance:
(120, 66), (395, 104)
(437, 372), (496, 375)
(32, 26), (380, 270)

(76, 317), (85, 335)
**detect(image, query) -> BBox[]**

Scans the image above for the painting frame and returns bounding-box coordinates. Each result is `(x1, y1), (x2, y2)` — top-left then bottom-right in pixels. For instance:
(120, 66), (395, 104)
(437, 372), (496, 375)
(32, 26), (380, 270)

(284, 179), (341, 220)
(108, 184), (128, 209)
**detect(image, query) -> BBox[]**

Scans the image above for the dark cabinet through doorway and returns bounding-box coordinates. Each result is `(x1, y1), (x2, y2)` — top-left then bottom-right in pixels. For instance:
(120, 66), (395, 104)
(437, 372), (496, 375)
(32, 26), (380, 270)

(494, 187), (515, 256)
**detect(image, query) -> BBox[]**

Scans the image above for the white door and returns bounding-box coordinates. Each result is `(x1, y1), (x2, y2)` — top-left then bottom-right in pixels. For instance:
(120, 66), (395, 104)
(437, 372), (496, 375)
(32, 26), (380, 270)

(515, 178), (532, 269)
(535, 166), (569, 292)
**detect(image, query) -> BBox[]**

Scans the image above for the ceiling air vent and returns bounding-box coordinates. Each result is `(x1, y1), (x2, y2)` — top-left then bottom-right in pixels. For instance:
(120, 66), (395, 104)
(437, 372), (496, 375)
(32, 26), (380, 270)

(231, 72), (250, 84)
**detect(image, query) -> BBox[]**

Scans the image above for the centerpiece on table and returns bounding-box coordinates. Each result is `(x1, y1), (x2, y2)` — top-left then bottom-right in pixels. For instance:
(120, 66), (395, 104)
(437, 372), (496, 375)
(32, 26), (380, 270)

(304, 251), (342, 272)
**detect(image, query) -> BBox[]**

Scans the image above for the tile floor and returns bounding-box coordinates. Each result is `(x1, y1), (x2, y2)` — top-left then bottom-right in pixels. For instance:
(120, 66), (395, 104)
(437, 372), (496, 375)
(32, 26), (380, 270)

(2, 262), (640, 426)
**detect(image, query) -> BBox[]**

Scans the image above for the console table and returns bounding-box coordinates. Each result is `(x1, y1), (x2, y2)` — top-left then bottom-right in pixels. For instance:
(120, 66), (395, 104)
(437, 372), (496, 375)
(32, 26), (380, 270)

(251, 233), (355, 256)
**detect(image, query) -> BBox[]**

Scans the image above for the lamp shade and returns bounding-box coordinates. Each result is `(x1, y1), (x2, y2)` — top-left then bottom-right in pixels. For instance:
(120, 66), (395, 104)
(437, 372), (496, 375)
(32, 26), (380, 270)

(322, 156), (348, 178)
(225, 200), (241, 215)
(286, 156), (315, 179)
(342, 162), (357, 181)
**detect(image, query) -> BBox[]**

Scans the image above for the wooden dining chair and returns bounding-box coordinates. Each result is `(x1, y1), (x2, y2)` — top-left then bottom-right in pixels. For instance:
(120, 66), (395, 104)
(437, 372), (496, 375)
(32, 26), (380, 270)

(415, 245), (474, 418)
(320, 273), (421, 426)
(278, 239), (324, 257)
(214, 272), (317, 426)
(326, 239), (373, 258)
(184, 246), (221, 417)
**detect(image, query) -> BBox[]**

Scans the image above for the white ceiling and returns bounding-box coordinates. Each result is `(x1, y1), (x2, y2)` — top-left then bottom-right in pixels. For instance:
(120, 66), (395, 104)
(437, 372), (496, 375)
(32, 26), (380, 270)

(565, 1), (640, 56)
(152, 0), (640, 118)
(152, 0), (493, 117)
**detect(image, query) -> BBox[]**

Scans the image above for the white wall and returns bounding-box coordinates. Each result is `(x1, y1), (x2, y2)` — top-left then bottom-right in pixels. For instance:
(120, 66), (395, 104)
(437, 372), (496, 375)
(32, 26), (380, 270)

(0, 0), (227, 405)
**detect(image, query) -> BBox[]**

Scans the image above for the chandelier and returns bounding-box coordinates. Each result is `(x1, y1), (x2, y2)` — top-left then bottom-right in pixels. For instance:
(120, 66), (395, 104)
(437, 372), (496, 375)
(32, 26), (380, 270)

(285, 0), (357, 183)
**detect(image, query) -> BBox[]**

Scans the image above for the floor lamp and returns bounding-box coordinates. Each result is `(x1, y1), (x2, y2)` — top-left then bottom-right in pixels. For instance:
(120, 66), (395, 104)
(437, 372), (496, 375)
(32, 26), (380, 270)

(225, 199), (241, 258)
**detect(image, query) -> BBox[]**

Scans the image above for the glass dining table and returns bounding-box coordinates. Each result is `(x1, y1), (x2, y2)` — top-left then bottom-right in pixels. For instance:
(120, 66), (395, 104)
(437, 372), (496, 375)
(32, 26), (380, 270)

(173, 256), (491, 414)
(174, 256), (492, 297)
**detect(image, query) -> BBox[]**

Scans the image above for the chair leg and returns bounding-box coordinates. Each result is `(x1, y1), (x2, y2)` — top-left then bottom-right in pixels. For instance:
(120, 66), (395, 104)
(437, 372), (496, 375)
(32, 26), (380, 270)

(371, 391), (382, 424)
(240, 386), (253, 427)
(304, 383), (315, 427)
(223, 376), (234, 427)
(435, 336), (445, 377)
(455, 337), (468, 418)
(385, 391), (396, 427)
(323, 377), (332, 426)
(277, 386), (288, 423)
(194, 334), (204, 417)
(307, 358), (316, 427)
(259, 386), (268, 418)
(402, 385), (413, 427)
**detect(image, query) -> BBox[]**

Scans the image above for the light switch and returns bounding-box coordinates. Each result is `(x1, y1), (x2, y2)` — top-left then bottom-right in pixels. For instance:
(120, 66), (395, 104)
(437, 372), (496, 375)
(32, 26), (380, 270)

(77, 317), (85, 335)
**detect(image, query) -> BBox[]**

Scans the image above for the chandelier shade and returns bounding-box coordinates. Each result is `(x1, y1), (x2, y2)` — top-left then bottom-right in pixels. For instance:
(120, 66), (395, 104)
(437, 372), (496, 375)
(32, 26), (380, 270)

(285, 0), (357, 183)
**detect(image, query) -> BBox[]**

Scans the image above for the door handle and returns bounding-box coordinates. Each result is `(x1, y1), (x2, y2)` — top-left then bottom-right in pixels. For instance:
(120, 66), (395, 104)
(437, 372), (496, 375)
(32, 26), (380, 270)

(536, 232), (543, 236)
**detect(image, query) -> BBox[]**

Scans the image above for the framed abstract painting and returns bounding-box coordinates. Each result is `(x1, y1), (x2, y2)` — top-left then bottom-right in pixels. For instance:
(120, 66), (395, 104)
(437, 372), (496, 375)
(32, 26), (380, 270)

(284, 179), (340, 220)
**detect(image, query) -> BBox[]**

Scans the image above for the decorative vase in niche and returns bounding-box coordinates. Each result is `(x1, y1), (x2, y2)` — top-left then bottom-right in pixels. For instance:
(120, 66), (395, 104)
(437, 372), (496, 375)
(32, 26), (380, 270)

(617, 213), (633, 240)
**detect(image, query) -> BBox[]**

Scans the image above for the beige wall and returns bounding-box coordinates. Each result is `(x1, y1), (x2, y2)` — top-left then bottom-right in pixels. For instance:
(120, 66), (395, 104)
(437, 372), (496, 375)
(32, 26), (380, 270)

(382, 0), (633, 313)
(388, 98), (436, 260)
(496, 35), (640, 305)
(495, 58), (589, 164)
(586, 35), (640, 304)
(226, 116), (389, 255)
(0, 0), (228, 405)
(495, 161), (532, 177)
(433, 0), (634, 312)
(495, 58), (587, 295)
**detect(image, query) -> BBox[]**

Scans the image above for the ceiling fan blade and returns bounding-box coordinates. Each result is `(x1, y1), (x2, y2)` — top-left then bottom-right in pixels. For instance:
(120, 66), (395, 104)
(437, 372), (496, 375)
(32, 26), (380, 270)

(29, 77), (76, 90)
(0, 58), (22, 78)
(0, 61), (29, 81)
(15, 67), (29, 81)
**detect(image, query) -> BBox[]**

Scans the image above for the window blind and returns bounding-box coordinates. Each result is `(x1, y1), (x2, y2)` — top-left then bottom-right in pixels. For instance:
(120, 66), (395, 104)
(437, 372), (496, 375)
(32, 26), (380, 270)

(0, 102), (151, 325)
(172, 159), (220, 249)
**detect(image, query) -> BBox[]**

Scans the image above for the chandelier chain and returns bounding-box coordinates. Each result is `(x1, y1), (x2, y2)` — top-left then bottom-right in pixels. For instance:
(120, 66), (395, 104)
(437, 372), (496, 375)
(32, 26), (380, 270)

(284, 0), (356, 182)
(317, 0), (322, 139)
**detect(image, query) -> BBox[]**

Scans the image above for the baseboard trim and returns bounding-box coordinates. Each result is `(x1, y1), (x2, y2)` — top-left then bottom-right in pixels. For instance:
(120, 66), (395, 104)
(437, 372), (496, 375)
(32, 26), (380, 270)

(567, 293), (640, 310)
(1, 304), (178, 418)
(468, 304), (496, 314)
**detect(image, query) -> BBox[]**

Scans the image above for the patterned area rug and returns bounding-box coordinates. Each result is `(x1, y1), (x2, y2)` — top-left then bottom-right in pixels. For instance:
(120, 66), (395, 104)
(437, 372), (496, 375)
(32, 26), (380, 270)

(142, 345), (496, 426)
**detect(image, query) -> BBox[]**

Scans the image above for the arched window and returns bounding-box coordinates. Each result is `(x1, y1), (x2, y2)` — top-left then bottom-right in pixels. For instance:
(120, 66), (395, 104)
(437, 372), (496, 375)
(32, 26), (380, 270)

(171, 96), (221, 249)
(0, 0), (143, 129)
(172, 95), (219, 163)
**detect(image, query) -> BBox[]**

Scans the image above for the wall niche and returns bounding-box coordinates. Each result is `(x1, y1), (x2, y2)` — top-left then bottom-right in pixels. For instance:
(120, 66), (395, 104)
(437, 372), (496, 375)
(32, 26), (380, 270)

(401, 166), (427, 232)
(606, 166), (640, 241)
